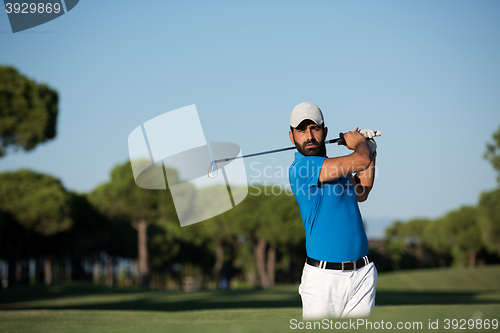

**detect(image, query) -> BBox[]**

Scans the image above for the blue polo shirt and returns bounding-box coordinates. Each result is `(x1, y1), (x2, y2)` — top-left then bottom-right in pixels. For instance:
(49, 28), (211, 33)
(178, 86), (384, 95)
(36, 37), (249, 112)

(289, 152), (369, 263)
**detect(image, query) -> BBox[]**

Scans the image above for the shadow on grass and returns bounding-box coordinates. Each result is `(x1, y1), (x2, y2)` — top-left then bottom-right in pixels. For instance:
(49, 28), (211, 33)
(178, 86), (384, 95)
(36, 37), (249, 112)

(0, 284), (498, 312)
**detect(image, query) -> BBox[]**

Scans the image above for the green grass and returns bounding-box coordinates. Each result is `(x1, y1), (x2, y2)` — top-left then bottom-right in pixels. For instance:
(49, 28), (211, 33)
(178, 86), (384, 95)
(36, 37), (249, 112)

(376, 264), (500, 291)
(1, 265), (500, 333)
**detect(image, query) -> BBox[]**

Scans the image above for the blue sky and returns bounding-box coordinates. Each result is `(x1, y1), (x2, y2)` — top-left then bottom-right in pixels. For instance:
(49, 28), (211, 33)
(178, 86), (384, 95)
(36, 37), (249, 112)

(1, 1), (499, 237)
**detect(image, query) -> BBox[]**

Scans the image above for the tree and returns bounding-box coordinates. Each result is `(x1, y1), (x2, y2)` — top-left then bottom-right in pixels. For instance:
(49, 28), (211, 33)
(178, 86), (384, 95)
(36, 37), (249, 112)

(478, 125), (500, 257)
(423, 218), (452, 267)
(52, 192), (133, 285)
(88, 161), (181, 287)
(385, 219), (430, 269)
(231, 187), (303, 289)
(256, 190), (303, 289)
(180, 185), (252, 287)
(0, 66), (58, 157)
(440, 206), (484, 267)
(0, 170), (73, 286)
(478, 188), (500, 257)
(485, 125), (500, 182)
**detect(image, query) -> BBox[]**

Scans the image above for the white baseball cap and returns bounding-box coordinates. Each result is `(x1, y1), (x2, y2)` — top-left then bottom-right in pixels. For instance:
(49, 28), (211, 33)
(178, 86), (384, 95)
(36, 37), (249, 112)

(289, 102), (324, 128)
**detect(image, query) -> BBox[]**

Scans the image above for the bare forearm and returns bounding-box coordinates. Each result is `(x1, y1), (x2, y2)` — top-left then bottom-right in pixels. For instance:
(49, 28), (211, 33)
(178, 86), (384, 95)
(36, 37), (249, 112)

(319, 141), (372, 182)
(358, 155), (376, 188)
(353, 155), (375, 202)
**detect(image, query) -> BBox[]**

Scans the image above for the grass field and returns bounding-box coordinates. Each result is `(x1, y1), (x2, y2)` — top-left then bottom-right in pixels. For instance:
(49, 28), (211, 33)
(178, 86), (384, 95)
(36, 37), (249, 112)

(1, 265), (499, 332)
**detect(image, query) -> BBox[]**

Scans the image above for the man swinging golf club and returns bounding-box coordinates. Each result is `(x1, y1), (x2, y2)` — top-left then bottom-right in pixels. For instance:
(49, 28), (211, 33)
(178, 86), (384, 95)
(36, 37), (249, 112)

(288, 102), (378, 319)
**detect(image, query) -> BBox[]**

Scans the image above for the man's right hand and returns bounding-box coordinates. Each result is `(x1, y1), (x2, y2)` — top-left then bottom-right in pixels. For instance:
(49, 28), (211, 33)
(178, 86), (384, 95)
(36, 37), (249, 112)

(343, 127), (368, 151)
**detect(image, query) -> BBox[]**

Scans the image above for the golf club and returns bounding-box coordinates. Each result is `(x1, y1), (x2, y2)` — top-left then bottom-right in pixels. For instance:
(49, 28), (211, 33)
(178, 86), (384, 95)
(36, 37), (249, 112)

(208, 130), (381, 178)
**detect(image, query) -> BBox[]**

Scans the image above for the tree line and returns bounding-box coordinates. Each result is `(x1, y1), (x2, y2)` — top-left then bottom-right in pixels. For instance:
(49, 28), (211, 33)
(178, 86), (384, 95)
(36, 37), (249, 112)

(383, 125), (500, 270)
(0, 163), (305, 289)
(2, 147), (499, 289)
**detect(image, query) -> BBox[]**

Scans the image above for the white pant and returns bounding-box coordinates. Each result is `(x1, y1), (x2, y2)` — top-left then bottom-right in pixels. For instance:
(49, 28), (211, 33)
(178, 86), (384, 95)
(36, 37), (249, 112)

(299, 261), (377, 319)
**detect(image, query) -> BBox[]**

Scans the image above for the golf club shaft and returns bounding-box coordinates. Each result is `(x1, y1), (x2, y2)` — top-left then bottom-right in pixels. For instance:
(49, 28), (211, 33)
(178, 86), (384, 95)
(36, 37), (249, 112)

(213, 137), (342, 164)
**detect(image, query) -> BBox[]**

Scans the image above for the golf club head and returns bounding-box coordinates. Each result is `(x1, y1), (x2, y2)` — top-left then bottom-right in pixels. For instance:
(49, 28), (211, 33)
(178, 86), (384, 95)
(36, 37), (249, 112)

(208, 161), (218, 178)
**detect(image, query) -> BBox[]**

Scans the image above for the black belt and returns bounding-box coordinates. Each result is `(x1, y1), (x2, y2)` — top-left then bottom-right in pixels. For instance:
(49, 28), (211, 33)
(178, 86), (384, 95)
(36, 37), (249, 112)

(306, 255), (372, 272)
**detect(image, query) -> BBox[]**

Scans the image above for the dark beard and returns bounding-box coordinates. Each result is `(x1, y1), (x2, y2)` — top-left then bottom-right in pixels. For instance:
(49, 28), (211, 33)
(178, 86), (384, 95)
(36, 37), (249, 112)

(295, 138), (326, 156)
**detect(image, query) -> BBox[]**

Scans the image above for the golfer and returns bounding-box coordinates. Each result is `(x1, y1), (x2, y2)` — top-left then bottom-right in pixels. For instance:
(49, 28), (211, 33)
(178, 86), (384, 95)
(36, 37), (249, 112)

(288, 102), (378, 319)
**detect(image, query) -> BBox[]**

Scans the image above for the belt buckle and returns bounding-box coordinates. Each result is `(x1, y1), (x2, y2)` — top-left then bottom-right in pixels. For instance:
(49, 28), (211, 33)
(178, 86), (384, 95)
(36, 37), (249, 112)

(341, 261), (356, 272)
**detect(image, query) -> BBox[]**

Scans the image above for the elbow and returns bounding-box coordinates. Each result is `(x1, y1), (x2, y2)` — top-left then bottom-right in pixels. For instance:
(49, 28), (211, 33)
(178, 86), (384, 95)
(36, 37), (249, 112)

(357, 194), (368, 202)
(356, 186), (372, 202)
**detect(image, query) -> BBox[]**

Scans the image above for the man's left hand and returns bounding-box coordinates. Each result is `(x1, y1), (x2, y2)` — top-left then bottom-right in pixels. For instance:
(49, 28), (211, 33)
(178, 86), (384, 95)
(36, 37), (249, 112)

(359, 129), (376, 139)
(358, 129), (377, 154)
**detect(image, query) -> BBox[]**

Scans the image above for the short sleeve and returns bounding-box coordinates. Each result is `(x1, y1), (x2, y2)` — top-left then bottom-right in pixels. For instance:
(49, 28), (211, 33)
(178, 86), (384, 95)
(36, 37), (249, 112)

(289, 155), (326, 195)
